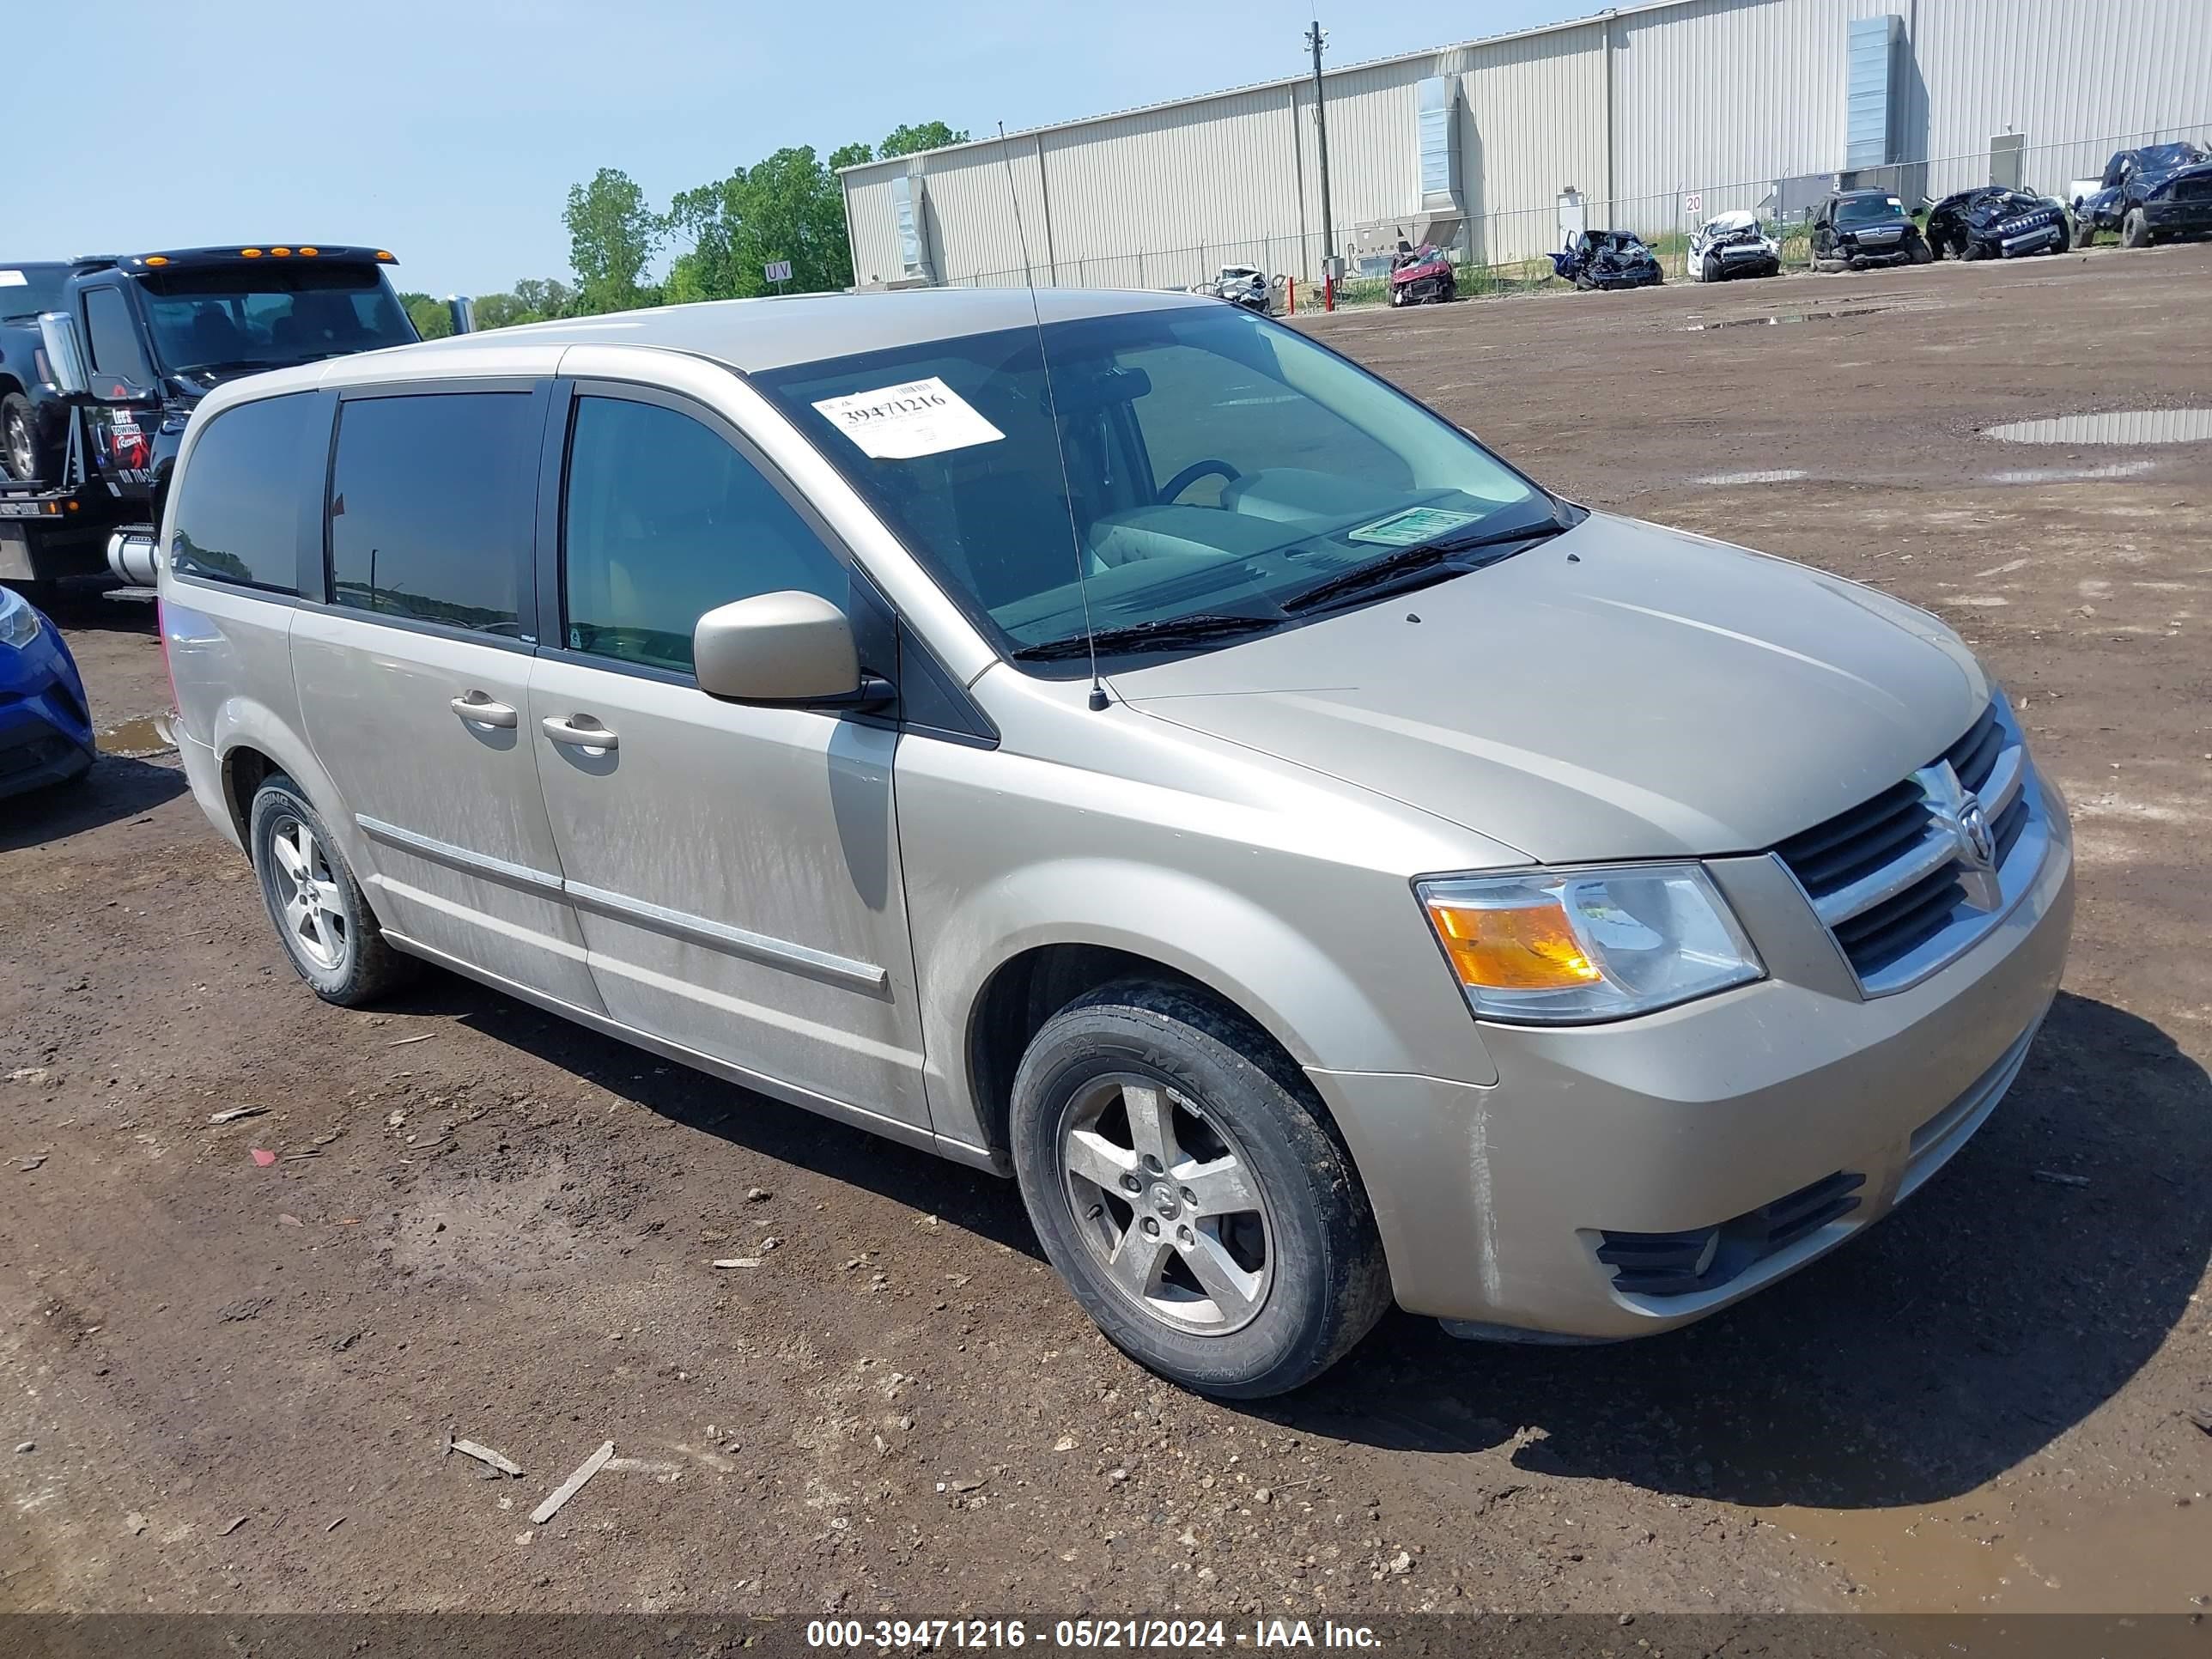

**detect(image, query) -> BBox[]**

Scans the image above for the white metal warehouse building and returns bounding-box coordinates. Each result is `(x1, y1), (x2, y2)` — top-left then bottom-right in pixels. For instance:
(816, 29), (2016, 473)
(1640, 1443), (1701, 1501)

(838, 0), (2210, 290)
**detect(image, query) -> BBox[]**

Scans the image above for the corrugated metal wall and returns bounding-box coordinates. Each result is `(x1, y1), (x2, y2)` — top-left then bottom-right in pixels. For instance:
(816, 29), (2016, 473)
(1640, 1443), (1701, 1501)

(840, 0), (2212, 289)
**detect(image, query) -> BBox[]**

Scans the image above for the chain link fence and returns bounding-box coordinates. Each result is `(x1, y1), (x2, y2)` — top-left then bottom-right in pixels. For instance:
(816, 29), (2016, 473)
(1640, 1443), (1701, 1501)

(937, 119), (2212, 306)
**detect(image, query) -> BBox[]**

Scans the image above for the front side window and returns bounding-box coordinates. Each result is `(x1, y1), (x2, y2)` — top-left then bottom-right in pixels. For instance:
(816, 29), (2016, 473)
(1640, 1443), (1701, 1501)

(84, 287), (155, 386)
(562, 396), (846, 673)
(328, 392), (536, 635)
(754, 303), (1549, 667)
(168, 393), (314, 592)
(137, 263), (416, 380)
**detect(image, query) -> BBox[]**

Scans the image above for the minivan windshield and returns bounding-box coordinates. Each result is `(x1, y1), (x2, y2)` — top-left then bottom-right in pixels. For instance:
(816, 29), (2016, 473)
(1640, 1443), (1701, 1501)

(755, 304), (1553, 667)
(135, 263), (417, 379)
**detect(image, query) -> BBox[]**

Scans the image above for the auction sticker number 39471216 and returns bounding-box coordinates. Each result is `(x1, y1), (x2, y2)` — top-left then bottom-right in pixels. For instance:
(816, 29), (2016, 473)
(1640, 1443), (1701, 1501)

(811, 377), (1006, 461)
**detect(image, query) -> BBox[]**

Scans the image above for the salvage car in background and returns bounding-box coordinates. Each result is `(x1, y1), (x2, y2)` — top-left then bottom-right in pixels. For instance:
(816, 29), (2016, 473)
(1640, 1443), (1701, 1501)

(1551, 230), (1663, 289)
(0, 584), (94, 799)
(1811, 189), (1932, 270)
(1201, 266), (1271, 314)
(1388, 244), (1456, 305)
(1687, 211), (1780, 282)
(2070, 141), (2212, 248)
(1925, 187), (2069, 260)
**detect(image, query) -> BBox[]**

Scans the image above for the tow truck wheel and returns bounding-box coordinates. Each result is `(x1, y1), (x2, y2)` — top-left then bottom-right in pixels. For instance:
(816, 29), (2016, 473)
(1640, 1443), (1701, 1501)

(1, 393), (48, 484)
(2121, 208), (2153, 249)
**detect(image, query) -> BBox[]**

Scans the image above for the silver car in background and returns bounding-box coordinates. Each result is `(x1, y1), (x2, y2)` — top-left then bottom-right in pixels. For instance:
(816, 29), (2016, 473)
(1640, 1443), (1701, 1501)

(159, 289), (2072, 1396)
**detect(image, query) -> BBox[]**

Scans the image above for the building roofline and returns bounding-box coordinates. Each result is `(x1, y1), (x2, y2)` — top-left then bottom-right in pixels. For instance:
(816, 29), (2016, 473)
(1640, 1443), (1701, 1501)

(836, 0), (1700, 181)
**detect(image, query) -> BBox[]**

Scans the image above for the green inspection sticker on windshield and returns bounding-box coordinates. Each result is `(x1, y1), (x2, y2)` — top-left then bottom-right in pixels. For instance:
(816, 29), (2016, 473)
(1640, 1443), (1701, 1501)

(1346, 507), (1482, 547)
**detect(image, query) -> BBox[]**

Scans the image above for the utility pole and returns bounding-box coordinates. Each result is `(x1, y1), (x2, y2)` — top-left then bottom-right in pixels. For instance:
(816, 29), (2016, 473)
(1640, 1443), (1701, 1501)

(1305, 19), (1332, 276)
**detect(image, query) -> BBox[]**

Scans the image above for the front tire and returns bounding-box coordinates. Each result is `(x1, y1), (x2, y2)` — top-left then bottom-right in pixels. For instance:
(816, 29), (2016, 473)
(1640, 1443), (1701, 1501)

(249, 775), (413, 1006)
(2, 392), (53, 483)
(2121, 207), (2152, 249)
(1010, 981), (1390, 1398)
(2071, 212), (2098, 249)
(1701, 253), (1723, 283)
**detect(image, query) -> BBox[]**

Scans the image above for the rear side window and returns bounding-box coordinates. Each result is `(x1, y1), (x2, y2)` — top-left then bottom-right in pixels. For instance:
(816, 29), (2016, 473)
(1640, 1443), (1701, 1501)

(561, 396), (845, 672)
(328, 392), (537, 636)
(85, 287), (155, 386)
(168, 393), (314, 592)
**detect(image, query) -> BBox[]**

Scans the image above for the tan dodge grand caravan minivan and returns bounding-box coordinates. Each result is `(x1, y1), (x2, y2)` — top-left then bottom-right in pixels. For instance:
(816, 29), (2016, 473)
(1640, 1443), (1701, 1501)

(160, 290), (2072, 1396)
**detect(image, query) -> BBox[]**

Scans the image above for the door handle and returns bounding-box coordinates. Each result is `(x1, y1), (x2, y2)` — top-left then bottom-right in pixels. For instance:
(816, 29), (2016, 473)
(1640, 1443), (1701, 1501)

(450, 692), (519, 728)
(542, 714), (618, 751)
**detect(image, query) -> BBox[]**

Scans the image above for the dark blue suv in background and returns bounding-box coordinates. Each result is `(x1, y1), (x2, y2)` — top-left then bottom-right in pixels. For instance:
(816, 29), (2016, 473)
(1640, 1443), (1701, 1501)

(0, 584), (95, 798)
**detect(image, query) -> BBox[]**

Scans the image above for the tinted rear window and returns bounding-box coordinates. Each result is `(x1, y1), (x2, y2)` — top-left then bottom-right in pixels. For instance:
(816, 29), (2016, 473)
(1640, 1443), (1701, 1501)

(328, 392), (538, 636)
(168, 393), (316, 592)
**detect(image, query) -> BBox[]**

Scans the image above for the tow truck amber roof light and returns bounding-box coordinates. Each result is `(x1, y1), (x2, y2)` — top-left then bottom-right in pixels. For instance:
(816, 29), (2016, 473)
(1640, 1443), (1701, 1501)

(240, 248), (263, 258)
(144, 255), (169, 266)
(299, 246), (319, 257)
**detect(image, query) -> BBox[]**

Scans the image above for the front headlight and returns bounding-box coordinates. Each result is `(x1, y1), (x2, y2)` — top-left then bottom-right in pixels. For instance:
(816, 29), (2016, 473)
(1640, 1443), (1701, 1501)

(0, 586), (42, 649)
(1417, 864), (1763, 1024)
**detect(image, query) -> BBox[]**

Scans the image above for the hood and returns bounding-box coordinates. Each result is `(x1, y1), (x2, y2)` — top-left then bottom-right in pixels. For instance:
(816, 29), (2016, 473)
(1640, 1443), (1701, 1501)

(2144, 158), (2212, 198)
(1955, 189), (2054, 228)
(1114, 514), (1987, 865)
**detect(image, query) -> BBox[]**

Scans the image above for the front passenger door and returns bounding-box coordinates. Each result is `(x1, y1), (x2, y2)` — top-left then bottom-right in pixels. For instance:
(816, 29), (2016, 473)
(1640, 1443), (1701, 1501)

(526, 385), (930, 1131)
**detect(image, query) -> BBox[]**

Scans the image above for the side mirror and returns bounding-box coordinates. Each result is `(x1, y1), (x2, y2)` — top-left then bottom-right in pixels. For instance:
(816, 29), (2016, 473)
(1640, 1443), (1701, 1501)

(38, 312), (88, 398)
(693, 590), (890, 708)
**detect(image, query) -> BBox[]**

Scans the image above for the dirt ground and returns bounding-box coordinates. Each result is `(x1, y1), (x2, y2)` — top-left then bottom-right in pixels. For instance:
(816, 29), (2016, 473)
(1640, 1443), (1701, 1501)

(4, 244), (2210, 1620)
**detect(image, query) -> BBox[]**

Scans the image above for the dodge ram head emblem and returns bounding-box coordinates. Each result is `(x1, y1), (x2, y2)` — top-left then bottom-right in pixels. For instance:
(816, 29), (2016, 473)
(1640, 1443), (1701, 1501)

(1919, 761), (2002, 910)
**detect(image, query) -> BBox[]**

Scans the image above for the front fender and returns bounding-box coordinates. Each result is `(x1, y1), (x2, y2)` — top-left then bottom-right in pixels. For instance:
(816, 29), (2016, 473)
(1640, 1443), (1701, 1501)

(916, 855), (1499, 1155)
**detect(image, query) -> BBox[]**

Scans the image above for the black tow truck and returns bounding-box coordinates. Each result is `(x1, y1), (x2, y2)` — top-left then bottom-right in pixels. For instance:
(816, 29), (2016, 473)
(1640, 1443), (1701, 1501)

(1, 245), (421, 592)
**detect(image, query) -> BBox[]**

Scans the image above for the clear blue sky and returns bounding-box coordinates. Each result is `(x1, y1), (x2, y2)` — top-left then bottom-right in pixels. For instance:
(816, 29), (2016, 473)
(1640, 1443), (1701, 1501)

(22, 1), (1597, 296)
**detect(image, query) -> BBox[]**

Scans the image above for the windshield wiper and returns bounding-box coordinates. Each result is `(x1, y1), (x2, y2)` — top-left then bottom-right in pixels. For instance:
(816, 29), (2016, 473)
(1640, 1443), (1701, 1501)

(1011, 612), (1284, 662)
(1279, 515), (1568, 615)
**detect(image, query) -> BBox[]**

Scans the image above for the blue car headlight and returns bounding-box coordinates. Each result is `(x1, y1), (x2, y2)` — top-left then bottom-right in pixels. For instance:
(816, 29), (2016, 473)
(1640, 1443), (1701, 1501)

(0, 585), (43, 650)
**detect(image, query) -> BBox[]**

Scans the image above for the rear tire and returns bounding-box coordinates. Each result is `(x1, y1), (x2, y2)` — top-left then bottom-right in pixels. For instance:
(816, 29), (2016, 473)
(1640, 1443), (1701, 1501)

(1009, 981), (1390, 1398)
(2121, 207), (2152, 249)
(248, 775), (414, 1006)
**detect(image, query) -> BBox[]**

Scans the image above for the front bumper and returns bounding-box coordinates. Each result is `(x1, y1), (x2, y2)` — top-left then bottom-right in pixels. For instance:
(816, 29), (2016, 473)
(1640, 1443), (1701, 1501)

(0, 695), (95, 799)
(2144, 198), (2212, 234)
(1994, 222), (2066, 256)
(0, 637), (96, 801)
(1310, 788), (2074, 1338)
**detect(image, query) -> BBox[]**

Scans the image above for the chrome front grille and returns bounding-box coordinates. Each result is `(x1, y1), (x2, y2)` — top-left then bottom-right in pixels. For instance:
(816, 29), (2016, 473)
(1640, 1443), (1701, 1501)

(1777, 696), (2045, 995)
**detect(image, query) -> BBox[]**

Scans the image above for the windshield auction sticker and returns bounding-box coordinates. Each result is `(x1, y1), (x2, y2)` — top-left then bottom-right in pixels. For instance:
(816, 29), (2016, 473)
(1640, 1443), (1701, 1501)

(811, 378), (1005, 460)
(1346, 506), (1481, 546)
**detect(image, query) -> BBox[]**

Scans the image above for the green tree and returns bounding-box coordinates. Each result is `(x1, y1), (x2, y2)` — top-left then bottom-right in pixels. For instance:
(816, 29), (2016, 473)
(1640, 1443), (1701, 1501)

(511, 276), (577, 319)
(404, 295), (453, 339)
(828, 141), (874, 171)
(564, 167), (661, 313)
(665, 145), (854, 301)
(879, 121), (967, 158)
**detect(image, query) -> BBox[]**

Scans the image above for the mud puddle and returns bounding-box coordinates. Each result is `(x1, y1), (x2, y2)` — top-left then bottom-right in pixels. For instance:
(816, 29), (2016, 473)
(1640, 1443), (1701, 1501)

(1987, 459), (2159, 484)
(1679, 307), (1893, 331)
(1758, 1481), (2212, 1612)
(99, 712), (175, 755)
(1985, 410), (2212, 444)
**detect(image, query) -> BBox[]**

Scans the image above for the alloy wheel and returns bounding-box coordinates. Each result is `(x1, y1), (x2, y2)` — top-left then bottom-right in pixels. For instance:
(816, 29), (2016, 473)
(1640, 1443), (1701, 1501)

(1059, 1075), (1273, 1336)
(3, 407), (32, 481)
(269, 815), (349, 970)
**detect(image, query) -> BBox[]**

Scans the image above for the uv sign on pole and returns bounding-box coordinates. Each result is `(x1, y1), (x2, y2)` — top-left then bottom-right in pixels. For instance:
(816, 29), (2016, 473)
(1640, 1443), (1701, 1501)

(764, 258), (793, 293)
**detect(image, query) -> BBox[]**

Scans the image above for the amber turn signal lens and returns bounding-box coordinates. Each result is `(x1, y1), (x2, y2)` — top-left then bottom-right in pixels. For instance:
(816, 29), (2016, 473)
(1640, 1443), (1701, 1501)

(1425, 896), (1599, 991)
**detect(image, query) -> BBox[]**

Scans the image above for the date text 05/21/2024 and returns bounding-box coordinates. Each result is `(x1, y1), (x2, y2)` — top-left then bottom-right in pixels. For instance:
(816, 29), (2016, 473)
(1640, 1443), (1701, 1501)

(803, 1618), (1382, 1650)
